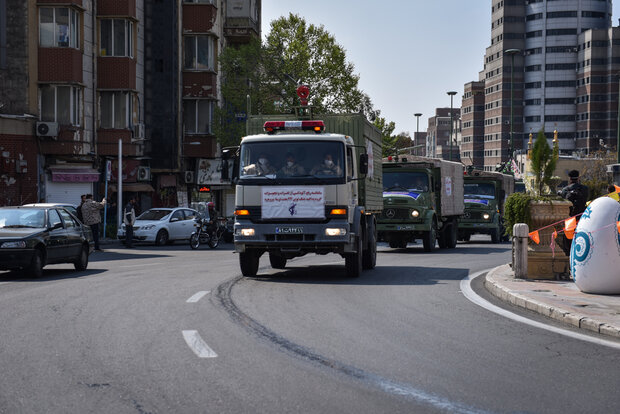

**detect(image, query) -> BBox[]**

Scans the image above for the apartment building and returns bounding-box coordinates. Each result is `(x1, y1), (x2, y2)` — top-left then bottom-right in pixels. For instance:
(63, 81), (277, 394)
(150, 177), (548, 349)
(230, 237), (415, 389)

(426, 108), (461, 161)
(468, 0), (613, 171)
(460, 81), (486, 168)
(0, 0), (261, 216)
(576, 26), (620, 154)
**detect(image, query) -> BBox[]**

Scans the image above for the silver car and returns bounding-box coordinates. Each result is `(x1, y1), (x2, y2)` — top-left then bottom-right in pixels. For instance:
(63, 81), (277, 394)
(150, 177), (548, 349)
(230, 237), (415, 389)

(118, 207), (199, 245)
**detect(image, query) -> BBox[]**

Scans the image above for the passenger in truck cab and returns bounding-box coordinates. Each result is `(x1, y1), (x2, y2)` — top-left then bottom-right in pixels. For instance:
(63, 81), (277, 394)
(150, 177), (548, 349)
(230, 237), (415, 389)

(243, 153), (276, 176)
(311, 153), (342, 176)
(280, 152), (306, 176)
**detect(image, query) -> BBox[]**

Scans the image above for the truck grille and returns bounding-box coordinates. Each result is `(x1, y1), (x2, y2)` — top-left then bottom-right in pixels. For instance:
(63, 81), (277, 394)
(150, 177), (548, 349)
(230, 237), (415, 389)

(265, 234), (316, 242)
(381, 208), (410, 220)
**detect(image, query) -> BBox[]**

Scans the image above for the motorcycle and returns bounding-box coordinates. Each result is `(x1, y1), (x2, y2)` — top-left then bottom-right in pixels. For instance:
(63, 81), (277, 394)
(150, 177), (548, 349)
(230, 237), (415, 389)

(189, 216), (227, 249)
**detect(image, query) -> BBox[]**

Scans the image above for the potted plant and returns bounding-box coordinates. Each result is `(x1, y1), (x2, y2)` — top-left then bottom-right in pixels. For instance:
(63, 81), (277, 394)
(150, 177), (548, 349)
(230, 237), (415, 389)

(505, 130), (571, 279)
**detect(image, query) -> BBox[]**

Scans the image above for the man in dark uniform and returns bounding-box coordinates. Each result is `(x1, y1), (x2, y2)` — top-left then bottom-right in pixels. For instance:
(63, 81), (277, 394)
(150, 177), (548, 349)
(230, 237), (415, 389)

(558, 170), (589, 257)
(559, 170), (589, 217)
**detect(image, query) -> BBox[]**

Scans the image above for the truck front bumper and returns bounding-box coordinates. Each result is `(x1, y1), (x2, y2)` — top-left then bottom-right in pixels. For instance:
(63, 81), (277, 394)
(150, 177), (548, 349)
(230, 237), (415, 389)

(234, 220), (354, 255)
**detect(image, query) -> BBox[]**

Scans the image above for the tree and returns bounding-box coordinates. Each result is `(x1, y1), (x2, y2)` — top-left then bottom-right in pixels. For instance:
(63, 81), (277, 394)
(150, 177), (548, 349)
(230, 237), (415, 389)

(529, 129), (558, 196)
(374, 116), (396, 157)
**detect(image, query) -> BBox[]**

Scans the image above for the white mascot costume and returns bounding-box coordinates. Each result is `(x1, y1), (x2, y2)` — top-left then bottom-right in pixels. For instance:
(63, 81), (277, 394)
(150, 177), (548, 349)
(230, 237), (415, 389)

(571, 196), (620, 294)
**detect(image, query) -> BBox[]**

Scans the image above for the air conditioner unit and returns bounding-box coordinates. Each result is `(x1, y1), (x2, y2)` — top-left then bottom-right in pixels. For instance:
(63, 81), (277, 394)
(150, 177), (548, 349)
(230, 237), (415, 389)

(184, 171), (195, 184)
(36, 122), (58, 138)
(137, 166), (151, 181)
(132, 123), (145, 141)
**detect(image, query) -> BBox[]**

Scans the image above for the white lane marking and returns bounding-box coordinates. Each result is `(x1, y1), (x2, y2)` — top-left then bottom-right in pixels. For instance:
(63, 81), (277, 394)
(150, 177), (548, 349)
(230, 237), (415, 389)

(461, 270), (620, 350)
(186, 291), (210, 303)
(182, 330), (218, 358)
(119, 262), (164, 268)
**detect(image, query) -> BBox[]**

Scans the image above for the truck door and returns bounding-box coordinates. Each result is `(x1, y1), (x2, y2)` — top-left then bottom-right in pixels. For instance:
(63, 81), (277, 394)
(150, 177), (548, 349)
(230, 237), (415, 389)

(347, 147), (357, 205)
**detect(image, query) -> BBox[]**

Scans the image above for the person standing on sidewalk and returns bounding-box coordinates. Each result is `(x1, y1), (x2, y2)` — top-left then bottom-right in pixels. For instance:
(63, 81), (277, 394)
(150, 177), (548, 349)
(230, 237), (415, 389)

(558, 170), (589, 257)
(82, 194), (106, 251)
(124, 197), (136, 248)
(76, 194), (86, 222)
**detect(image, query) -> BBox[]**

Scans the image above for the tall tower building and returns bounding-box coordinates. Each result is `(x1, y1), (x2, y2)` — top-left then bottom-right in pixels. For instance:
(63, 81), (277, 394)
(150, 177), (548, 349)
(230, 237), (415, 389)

(475, 0), (613, 171)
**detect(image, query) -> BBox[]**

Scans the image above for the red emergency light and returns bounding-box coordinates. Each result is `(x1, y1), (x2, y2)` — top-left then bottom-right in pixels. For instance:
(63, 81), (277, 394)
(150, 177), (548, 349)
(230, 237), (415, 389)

(263, 120), (325, 134)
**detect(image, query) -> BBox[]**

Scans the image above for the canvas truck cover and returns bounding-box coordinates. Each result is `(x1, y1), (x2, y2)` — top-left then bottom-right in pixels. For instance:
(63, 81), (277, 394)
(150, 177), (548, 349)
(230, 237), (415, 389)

(247, 114), (383, 212)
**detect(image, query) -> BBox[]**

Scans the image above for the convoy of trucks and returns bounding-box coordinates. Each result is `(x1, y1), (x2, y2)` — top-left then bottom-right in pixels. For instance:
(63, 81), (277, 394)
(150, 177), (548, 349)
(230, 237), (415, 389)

(377, 156), (464, 252)
(229, 114), (383, 277)
(458, 170), (514, 243)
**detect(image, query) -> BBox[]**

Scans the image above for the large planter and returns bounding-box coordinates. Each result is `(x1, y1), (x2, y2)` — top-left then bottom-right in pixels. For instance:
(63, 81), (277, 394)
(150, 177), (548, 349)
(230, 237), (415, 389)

(526, 200), (572, 279)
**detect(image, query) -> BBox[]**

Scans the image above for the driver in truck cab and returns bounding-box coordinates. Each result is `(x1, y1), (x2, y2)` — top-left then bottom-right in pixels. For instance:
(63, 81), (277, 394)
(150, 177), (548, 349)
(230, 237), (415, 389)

(311, 153), (342, 176)
(242, 153), (276, 176)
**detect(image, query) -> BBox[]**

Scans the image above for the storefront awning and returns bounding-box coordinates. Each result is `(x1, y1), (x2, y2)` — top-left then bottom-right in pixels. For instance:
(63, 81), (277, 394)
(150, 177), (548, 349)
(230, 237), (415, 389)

(108, 183), (155, 193)
(51, 168), (100, 182)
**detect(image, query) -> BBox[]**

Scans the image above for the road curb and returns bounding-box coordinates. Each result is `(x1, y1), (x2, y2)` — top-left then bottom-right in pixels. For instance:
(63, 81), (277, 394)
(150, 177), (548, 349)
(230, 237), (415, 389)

(484, 265), (620, 339)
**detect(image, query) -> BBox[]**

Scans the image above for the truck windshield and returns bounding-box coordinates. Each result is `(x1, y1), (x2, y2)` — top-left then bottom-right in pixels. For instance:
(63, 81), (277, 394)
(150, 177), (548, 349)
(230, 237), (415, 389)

(239, 140), (345, 182)
(383, 172), (429, 192)
(464, 183), (495, 199)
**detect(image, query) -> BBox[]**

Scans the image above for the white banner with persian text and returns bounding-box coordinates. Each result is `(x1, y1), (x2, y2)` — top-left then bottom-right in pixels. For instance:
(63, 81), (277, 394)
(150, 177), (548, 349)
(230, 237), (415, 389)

(261, 187), (325, 219)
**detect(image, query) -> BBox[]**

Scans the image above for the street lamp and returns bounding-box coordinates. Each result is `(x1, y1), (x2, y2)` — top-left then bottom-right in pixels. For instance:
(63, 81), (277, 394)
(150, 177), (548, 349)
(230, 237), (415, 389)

(414, 113), (422, 156)
(505, 48), (521, 167)
(447, 91), (457, 161)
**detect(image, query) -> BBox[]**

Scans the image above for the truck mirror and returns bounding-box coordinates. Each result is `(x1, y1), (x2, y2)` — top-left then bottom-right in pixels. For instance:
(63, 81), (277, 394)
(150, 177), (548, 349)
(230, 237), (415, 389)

(221, 159), (229, 180)
(359, 154), (368, 175)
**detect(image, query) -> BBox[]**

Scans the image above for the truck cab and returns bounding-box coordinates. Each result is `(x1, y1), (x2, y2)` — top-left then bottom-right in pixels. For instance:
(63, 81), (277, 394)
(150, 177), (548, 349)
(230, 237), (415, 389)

(458, 170), (514, 243)
(232, 119), (382, 277)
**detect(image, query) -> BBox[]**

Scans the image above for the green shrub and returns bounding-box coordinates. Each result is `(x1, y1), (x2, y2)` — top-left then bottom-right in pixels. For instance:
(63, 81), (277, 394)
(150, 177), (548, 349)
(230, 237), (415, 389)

(504, 192), (533, 236)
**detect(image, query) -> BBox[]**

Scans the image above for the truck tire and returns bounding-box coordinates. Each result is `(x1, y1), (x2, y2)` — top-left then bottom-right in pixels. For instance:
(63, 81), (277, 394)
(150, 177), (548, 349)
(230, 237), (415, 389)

(239, 251), (259, 276)
(422, 221), (437, 252)
(362, 220), (377, 270)
(269, 252), (287, 269)
(447, 222), (458, 249)
(438, 226), (448, 249)
(491, 227), (501, 243)
(345, 235), (363, 277)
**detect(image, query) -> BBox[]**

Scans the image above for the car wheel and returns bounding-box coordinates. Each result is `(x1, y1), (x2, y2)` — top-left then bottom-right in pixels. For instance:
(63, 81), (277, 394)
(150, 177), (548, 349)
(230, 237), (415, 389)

(27, 249), (44, 278)
(155, 230), (169, 246)
(74, 244), (89, 271)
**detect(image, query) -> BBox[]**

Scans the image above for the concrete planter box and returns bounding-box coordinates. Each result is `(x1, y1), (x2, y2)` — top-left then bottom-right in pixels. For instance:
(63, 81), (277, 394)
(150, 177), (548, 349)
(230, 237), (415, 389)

(526, 200), (572, 279)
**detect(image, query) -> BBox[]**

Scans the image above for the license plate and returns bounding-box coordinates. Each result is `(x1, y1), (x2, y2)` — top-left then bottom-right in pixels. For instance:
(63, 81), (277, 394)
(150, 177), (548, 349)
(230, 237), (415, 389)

(276, 227), (303, 234)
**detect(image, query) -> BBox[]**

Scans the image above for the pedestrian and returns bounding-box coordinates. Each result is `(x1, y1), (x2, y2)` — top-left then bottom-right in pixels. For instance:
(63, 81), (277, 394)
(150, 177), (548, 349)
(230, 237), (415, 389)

(124, 196), (136, 248)
(607, 184), (620, 202)
(559, 170), (589, 217)
(81, 194), (106, 251)
(76, 194), (86, 222)
(558, 170), (589, 257)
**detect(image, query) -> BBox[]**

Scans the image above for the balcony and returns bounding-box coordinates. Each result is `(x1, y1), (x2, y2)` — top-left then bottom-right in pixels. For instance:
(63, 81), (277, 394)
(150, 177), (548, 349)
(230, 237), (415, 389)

(38, 48), (82, 83)
(97, 57), (137, 90)
(97, 0), (136, 18)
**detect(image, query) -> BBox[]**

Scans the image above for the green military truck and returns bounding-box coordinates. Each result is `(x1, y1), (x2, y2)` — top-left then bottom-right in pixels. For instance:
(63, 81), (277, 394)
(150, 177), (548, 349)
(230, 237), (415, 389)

(458, 170), (514, 243)
(232, 114), (383, 277)
(377, 156), (464, 252)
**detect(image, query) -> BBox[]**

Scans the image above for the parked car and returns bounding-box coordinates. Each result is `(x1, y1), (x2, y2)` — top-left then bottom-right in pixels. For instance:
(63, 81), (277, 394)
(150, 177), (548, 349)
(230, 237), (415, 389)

(0, 206), (94, 278)
(117, 207), (199, 245)
(23, 203), (80, 220)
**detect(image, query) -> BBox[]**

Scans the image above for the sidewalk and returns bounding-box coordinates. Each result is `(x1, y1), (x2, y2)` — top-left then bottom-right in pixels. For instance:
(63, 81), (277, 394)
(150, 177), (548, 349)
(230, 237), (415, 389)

(485, 264), (620, 339)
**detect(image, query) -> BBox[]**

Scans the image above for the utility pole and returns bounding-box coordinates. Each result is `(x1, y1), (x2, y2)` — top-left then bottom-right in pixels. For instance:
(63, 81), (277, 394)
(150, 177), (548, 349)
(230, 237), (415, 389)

(447, 91), (457, 161)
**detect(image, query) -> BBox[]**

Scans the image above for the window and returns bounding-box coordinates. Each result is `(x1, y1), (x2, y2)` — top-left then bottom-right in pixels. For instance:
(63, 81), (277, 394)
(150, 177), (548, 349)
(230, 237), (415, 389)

(526, 13), (543, 21)
(39, 7), (79, 48)
(525, 65), (541, 72)
(48, 209), (62, 228)
(58, 209), (76, 229)
(184, 0), (215, 3)
(582, 11), (606, 18)
(40, 85), (81, 125)
(184, 35), (214, 70)
(546, 63), (575, 70)
(0, 0), (6, 69)
(546, 80), (576, 87)
(100, 91), (132, 129)
(183, 100), (214, 134)
(547, 29), (577, 36)
(526, 30), (542, 38)
(346, 147), (353, 178)
(100, 19), (133, 57)
(547, 11), (577, 18)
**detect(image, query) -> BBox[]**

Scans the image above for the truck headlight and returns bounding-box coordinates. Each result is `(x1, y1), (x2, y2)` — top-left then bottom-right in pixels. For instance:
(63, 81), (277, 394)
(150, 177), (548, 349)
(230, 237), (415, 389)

(411, 209), (420, 218)
(236, 228), (255, 236)
(1, 241), (26, 248)
(483, 213), (491, 220)
(325, 228), (347, 236)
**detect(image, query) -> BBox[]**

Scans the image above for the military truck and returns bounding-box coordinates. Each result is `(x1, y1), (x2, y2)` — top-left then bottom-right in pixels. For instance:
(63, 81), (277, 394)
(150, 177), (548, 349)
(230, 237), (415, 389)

(458, 170), (514, 243)
(377, 156), (464, 252)
(230, 114), (383, 277)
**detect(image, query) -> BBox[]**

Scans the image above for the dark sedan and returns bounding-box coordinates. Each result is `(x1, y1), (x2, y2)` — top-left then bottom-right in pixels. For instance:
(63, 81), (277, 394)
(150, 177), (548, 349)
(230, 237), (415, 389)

(0, 206), (94, 278)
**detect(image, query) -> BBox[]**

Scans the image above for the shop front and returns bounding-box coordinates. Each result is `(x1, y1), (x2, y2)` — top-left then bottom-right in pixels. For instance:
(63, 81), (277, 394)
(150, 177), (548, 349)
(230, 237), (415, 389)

(45, 166), (100, 205)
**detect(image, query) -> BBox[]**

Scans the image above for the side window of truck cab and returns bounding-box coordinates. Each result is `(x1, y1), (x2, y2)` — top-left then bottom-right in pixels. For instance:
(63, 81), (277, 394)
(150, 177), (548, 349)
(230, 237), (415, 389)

(346, 147), (354, 179)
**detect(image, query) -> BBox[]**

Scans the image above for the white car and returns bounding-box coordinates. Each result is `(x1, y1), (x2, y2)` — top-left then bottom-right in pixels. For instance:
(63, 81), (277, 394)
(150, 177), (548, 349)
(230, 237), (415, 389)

(118, 207), (199, 245)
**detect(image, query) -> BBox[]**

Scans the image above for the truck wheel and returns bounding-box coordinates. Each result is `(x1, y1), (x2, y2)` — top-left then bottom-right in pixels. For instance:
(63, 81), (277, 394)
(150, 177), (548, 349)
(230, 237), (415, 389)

(362, 222), (377, 270)
(269, 252), (287, 269)
(491, 227), (501, 243)
(388, 240), (399, 249)
(422, 222), (436, 252)
(438, 227), (448, 249)
(239, 251), (259, 276)
(462, 234), (471, 242)
(345, 235), (363, 277)
(447, 222), (458, 249)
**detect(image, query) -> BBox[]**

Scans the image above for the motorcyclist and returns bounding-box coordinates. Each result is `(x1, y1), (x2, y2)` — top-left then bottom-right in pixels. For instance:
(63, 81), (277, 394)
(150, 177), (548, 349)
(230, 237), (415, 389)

(204, 202), (219, 236)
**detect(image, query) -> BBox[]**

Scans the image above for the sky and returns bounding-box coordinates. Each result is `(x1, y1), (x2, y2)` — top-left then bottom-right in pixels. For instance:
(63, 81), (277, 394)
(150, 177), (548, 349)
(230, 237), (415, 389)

(262, 0), (620, 136)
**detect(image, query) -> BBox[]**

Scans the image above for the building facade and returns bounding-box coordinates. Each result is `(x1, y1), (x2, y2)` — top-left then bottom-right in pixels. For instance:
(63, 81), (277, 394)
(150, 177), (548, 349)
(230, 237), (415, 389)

(460, 81), (486, 168)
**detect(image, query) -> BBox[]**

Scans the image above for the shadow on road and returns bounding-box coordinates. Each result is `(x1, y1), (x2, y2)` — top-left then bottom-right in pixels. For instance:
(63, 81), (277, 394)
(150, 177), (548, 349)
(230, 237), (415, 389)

(247, 264), (469, 286)
(379, 242), (510, 255)
(0, 268), (107, 282)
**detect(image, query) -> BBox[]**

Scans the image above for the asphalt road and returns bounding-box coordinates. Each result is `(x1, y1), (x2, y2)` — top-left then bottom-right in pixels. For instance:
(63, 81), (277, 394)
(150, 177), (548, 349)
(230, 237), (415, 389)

(0, 238), (618, 414)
